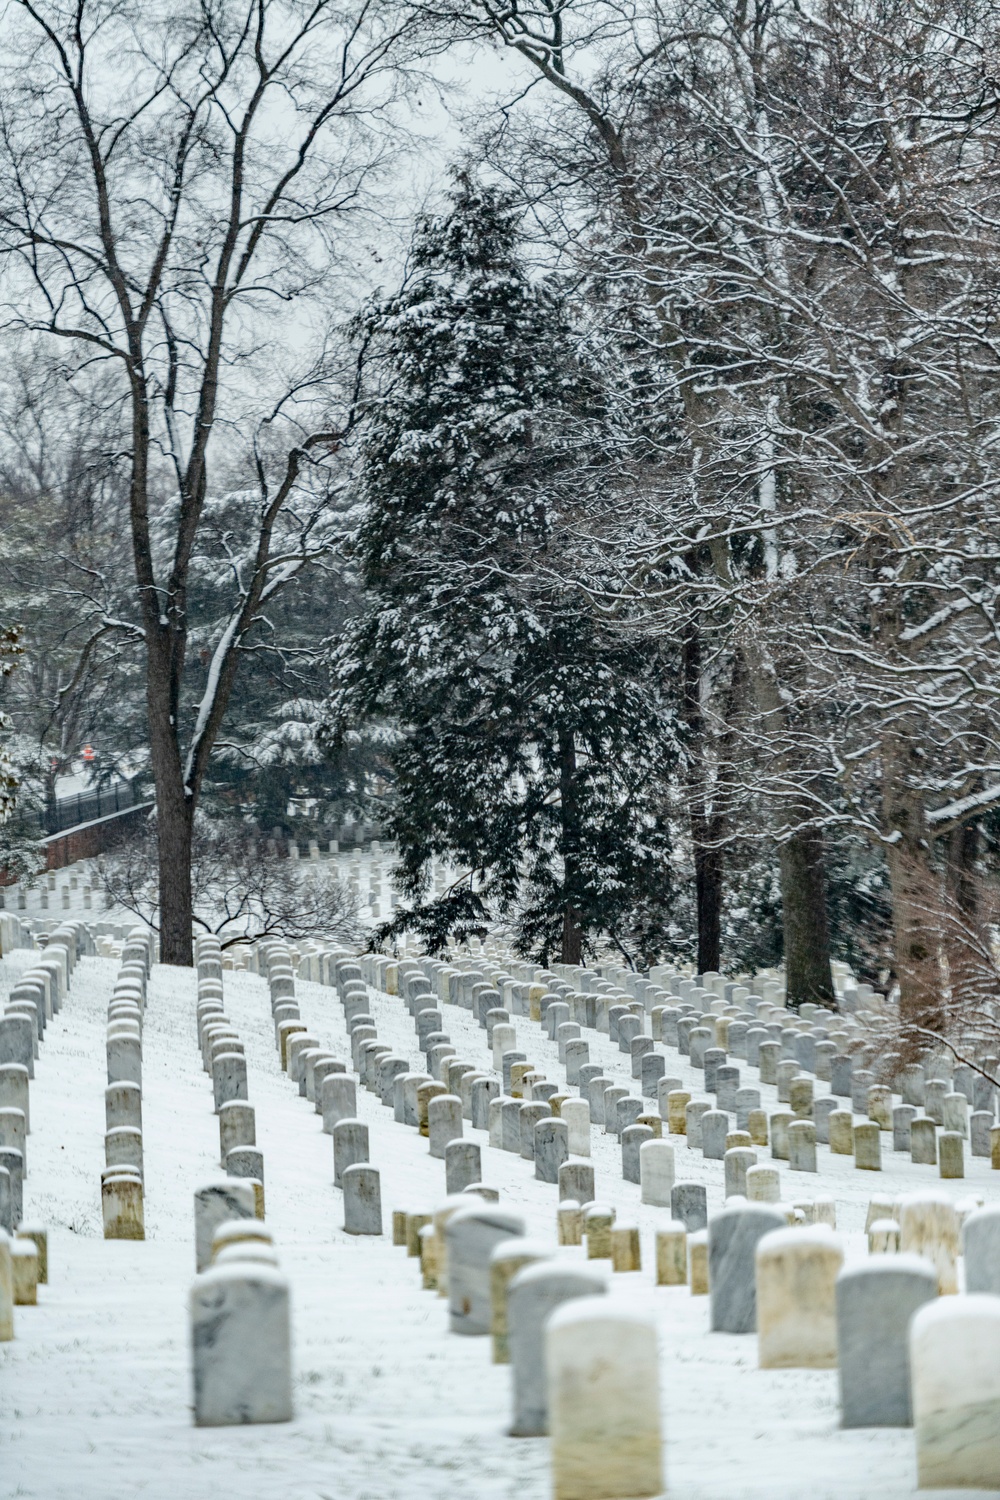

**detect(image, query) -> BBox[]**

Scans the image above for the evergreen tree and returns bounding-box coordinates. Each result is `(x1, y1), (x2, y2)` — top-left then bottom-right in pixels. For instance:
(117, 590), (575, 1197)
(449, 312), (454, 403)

(323, 174), (679, 963)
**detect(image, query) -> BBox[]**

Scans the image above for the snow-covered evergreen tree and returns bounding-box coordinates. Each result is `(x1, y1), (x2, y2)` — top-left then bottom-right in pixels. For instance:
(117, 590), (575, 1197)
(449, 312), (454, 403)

(324, 173), (679, 962)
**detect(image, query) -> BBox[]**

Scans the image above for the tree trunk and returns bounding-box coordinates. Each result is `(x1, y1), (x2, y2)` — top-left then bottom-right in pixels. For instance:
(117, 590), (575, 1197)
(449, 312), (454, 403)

(681, 613), (724, 972)
(694, 842), (723, 973)
(735, 642), (835, 1007)
(43, 763), (58, 836)
(146, 635), (194, 967)
(885, 838), (942, 1032)
(558, 728), (584, 965)
(778, 825), (835, 1007)
(882, 738), (942, 1030)
(948, 817), (979, 920)
(560, 904), (583, 966)
(156, 785), (194, 966)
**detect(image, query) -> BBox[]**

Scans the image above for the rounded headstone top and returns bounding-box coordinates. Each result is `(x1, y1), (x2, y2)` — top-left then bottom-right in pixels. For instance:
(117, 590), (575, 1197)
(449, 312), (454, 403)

(899, 1188), (956, 1212)
(432, 1193), (478, 1222)
(489, 1236), (555, 1267)
(912, 1292), (1000, 1336)
(711, 1201), (785, 1228)
(193, 1262), (288, 1291)
(836, 1252), (937, 1285)
(755, 1223), (841, 1256)
(962, 1204), (1000, 1234)
(212, 1219), (273, 1252)
(510, 1257), (608, 1295)
(447, 1203), (525, 1237)
(547, 1293), (651, 1334)
(215, 1242), (281, 1266)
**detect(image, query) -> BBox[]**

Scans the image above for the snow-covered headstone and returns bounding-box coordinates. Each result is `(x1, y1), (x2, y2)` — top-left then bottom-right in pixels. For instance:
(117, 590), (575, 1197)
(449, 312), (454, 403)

(444, 1139), (481, 1195)
(427, 1094), (463, 1159)
(899, 1192), (959, 1294)
(321, 1074), (357, 1134)
(0, 1064), (29, 1133)
(103, 1169), (144, 1240)
(836, 1256), (937, 1427)
(911, 1295), (1000, 1487)
(193, 1181), (255, 1271)
(446, 1203), (525, 1335)
(709, 1202), (785, 1333)
(489, 1236), (551, 1363)
(190, 1264), (292, 1425)
(332, 1119), (368, 1188)
(938, 1130), (964, 1179)
(342, 1163), (381, 1235)
(105, 1081), (142, 1132)
(106, 1033), (141, 1089)
(212, 1052), (248, 1112)
(962, 1205), (1000, 1294)
(0, 1149), (23, 1227)
(218, 1101), (255, 1163)
(654, 1223), (687, 1285)
(507, 1260), (606, 1435)
(546, 1297), (662, 1500)
(535, 1118), (568, 1184)
(755, 1225), (843, 1368)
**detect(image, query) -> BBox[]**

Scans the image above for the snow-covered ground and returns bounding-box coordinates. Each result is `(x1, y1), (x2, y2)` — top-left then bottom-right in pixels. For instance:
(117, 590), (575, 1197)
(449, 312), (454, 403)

(1, 944), (996, 1500)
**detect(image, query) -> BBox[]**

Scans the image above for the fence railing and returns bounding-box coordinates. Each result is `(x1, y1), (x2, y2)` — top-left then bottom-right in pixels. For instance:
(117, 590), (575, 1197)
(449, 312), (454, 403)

(40, 782), (139, 835)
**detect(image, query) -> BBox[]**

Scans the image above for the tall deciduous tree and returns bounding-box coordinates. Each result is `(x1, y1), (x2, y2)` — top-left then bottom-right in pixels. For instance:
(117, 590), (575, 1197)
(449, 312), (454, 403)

(452, 0), (1000, 1018)
(447, 0), (839, 1003)
(0, 0), (436, 963)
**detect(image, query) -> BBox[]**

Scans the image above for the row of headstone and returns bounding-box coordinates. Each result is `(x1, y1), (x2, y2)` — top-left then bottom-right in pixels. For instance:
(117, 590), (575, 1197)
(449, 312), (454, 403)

(0, 919), (89, 1337)
(414, 951), (778, 1213)
(1, 920), (91, 1254)
(695, 1187), (1000, 1487)
(195, 934), (264, 1217)
(471, 942), (998, 1197)
(316, 932), (1000, 1494)
(102, 927), (153, 1239)
(393, 1187), (664, 1497)
(370, 941), (947, 1488)
(386, 949), (778, 1216)
(432, 950), (995, 1298)
(408, 935), (989, 1340)
(259, 939), (385, 1235)
(376, 954), (615, 1199)
(379, 961), (690, 1388)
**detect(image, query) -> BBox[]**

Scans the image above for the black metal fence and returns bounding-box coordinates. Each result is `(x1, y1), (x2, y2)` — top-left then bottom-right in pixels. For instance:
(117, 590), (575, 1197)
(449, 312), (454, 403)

(42, 782), (139, 835)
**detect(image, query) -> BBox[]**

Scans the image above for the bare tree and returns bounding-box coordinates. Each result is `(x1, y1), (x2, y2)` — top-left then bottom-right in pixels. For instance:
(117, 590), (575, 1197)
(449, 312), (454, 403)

(446, 0), (838, 1001)
(0, 0), (439, 963)
(0, 353), (142, 814)
(98, 816), (362, 948)
(449, 0), (1000, 1018)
